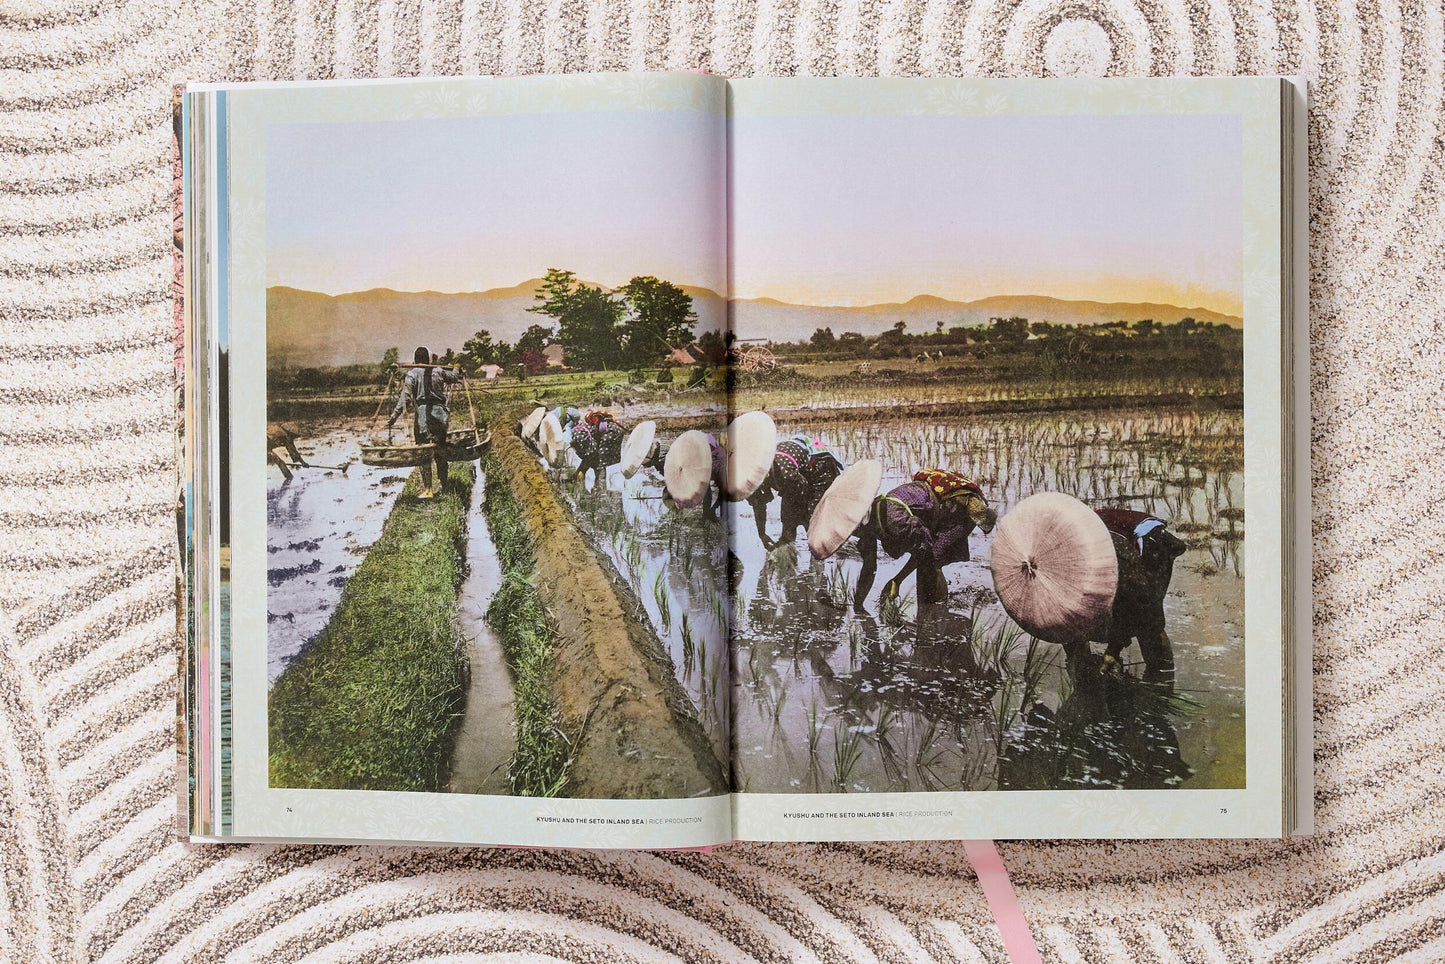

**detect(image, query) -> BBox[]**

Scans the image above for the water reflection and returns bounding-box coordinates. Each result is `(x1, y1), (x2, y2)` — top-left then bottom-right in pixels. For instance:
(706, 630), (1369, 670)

(733, 546), (1196, 793)
(265, 425), (410, 683)
(998, 652), (1194, 791)
(553, 409), (1244, 794)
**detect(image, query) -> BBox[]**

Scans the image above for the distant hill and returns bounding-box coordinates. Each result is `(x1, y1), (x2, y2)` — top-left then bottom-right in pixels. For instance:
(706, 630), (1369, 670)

(266, 280), (727, 368)
(266, 282), (1239, 367)
(729, 293), (1242, 342)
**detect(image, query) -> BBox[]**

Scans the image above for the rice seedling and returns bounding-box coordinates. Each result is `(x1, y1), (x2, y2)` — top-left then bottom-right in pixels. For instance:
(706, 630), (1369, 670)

(767, 678), (790, 730)
(969, 604), (1026, 680)
(958, 740), (993, 792)
(652, 569), (673, 633)
(846, 619), (865, 665)
(873, 703), (907, 787)
(831, 723), (865, 792)
(1016, 635), (1055, 712)
(806, 697), (825, 761)
(824, 563), (855, 610)
(679, 612), (696, 672)
(912, 718), (948, 790)
(879, 588), (915, 628)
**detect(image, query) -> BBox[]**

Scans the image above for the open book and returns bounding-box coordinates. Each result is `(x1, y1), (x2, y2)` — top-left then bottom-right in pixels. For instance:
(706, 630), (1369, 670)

(179, 73), (1310, 846)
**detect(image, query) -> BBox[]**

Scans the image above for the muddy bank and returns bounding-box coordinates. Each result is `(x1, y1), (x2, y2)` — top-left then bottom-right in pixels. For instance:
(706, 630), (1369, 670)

(649, 391), (1242, 432)
(488, 417), (729, 798)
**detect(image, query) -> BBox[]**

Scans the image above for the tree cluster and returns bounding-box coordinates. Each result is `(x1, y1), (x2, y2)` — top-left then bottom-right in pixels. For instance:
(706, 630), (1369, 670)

(527, 268), (698, 371)
(452, 322), (555, 376)
(789, 315), (1239, 362)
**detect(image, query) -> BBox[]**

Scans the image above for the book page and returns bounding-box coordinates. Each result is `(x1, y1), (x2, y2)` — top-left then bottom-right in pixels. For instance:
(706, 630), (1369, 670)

(195, 73), (734, 847)
(726, 77), (1288, 840)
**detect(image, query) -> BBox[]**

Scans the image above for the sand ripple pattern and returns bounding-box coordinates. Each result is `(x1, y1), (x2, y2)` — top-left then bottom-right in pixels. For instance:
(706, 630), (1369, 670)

(1, 0), (1441, 958)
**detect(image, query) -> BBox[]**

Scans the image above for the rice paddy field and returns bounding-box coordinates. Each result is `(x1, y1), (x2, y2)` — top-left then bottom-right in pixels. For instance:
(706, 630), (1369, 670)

(559, 407), (1246, 794)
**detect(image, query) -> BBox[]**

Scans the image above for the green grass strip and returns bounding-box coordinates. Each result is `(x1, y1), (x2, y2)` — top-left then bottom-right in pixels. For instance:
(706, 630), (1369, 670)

(480, 452), (573, 797)
(269, 465), (474, 792)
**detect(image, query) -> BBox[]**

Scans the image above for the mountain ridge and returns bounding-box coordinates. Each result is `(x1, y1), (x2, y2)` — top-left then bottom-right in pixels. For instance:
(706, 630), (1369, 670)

(266, 281), (1242, 366)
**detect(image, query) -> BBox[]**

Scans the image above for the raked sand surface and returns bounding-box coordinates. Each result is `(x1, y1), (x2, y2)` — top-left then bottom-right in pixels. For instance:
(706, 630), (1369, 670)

(3, 1), (1444, 960)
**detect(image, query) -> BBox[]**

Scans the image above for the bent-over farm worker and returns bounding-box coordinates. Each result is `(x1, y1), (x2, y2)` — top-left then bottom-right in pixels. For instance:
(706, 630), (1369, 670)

(388, 346), (462, 499)
(748, 434), (845, 548)
(854, 469), (997, 612)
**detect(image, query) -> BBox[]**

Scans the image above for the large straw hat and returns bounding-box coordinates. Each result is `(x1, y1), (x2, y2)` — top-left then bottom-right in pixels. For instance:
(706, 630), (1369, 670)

(519, 406), (546, 439)
(619, 420), (657, 478)
(537, 412), (566, 466)
(808, 459), (883, 560)
(664, 430), (714, 507)
(989, 492), (1118, 645)
(724, 410), (776, 501)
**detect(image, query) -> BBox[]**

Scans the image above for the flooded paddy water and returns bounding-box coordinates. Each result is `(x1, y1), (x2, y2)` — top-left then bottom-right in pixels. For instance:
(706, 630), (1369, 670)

(559, 408), (1246, 794)
(265, 425), (409, 683)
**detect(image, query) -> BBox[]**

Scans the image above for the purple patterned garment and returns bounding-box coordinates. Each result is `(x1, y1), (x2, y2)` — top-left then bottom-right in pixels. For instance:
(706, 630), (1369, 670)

(865, 481), (977, 564)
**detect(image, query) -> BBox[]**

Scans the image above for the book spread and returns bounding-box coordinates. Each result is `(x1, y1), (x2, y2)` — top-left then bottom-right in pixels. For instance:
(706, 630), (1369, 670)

(179, 73), (1311, 847)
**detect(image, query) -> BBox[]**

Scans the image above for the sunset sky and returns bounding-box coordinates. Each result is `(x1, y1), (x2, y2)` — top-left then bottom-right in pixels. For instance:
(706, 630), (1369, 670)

(267, 109), (1243, 316)
(731, 111), (1243, 315)
(265, 110), (727, 297)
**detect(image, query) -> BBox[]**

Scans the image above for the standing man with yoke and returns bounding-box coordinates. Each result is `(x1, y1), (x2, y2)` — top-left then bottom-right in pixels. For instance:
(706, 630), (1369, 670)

(388, 346), (462, 498)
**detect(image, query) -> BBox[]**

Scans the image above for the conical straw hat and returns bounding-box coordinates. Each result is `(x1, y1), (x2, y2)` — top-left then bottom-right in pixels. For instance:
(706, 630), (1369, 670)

(519, 406), (546, 439)
(724, 410), (776, 501)
(619, 420), (657, 478)
(808, 459), (883, 560)
(664, 430), (713, 507)
(538, 412), (566, 466)
(990, 492), (1117, 645)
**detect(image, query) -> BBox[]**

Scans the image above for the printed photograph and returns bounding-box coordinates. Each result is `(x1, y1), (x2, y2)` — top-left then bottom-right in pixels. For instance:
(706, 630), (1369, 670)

(723, 107), (1247, 794)
(261, 94), (1247, 801)
(261, 102), (734, 799)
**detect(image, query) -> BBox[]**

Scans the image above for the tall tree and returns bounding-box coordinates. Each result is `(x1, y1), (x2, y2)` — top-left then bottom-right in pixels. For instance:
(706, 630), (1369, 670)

(528, 268), (626, 370)
(987, 316), (1030, 347)
(515, 323), (554, 355)
(696, 329), (727, 364)
(617, 275), (697, 366)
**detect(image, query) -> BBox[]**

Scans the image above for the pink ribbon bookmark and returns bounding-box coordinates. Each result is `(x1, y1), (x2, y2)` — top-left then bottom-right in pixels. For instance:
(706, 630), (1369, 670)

(964, 840), (1043, 964)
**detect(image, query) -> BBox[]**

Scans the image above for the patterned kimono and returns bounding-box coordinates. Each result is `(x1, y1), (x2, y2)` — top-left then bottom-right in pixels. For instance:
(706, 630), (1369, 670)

(570, 410), (626, 470)
(749, 435), (844, 541)
(861, 475), (981, 565)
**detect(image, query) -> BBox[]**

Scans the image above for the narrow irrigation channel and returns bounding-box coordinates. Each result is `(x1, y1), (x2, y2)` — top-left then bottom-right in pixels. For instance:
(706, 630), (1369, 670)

(488, 422), (728, 798)
(446, 469), (516, 795)
(266, 422), (519, 795)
